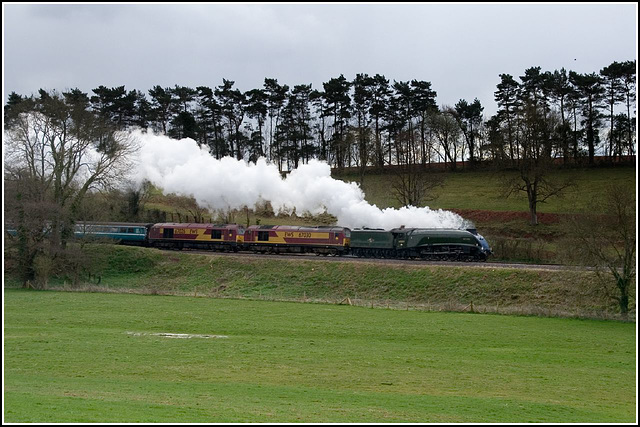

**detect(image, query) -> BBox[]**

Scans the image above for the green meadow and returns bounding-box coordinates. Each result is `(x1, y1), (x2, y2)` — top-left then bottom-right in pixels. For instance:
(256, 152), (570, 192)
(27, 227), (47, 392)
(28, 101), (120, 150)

(4, 289), (636, 423)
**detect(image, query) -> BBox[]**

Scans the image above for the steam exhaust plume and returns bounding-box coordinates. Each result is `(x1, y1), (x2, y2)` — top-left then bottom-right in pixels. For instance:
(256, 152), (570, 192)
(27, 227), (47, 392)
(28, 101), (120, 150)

(130, 130), (471, 230)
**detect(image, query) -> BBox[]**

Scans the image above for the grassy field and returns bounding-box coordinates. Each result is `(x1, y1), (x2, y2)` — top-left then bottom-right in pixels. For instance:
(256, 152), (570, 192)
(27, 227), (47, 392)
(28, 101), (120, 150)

(4, 289), (636, 423)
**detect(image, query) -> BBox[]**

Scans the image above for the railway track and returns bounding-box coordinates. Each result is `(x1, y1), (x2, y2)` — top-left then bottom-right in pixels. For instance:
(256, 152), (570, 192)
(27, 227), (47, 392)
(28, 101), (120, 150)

(169, 248), (593, 272)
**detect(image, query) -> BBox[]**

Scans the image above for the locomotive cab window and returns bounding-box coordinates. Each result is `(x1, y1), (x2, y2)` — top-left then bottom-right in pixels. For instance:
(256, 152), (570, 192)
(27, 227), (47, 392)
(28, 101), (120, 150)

(211, 230), (222, 239)
(258, 231), (269, 241)
(163, 228), (174, 238)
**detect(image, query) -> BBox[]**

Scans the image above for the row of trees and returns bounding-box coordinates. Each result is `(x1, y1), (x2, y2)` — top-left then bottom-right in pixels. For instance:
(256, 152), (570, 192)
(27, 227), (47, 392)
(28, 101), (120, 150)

(5, 60), (636, 177)
(490, 62), (636, 166)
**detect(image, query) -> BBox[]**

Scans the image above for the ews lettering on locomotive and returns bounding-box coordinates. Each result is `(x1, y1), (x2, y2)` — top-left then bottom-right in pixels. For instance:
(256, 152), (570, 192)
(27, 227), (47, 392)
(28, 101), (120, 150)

(175, 228), (198, 235)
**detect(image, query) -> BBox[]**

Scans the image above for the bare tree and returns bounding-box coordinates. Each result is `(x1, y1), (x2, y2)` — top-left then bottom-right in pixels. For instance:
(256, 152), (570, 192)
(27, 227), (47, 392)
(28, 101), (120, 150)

(351, 127), (373, 190)
(4, 171), (60, 287)
(567, 185), (636, 317)
(430, 107), (462, 171)
(392, 165), (444, 207)
(501, 105), (573, 225)
(169, 194), (210, 223)
(4, 89), (137, 286)
(216, 207), (236, 224)
(122, 180), (153, 221)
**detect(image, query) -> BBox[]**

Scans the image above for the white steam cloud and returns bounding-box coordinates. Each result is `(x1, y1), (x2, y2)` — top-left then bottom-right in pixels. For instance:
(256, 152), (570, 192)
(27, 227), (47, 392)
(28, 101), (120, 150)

(130, 129), (470, 230)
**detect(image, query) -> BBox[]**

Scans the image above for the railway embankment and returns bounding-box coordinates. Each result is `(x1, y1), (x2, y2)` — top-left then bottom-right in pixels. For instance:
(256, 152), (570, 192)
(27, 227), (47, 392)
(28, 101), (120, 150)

(5, 244), (634, 321)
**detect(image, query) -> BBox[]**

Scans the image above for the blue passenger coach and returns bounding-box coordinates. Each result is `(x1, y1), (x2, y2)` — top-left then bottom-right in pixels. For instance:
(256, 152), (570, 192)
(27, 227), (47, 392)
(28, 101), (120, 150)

(74, 222), (149, 245)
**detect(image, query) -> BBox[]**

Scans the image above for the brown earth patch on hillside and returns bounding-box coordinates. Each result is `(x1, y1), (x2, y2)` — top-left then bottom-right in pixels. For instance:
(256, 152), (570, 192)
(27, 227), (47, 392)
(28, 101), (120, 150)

(450, 209), (563, 225)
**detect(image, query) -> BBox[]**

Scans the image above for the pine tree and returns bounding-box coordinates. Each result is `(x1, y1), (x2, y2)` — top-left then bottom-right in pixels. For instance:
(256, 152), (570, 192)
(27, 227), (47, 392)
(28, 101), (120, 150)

(570, 72), (606, 165)
(600, 62), (626, 160)
(494, 74), (521, 162)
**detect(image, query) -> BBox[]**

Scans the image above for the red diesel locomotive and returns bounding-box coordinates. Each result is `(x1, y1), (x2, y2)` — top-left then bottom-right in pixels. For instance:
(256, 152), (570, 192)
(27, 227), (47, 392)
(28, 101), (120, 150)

(148, 223), (245, 251)
(147, 223), (351, 255)
(244, 225), (350, 255)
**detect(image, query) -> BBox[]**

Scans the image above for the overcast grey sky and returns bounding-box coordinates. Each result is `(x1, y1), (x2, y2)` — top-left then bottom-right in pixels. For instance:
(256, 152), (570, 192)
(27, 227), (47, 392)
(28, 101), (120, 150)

(3, 3), (637, 117)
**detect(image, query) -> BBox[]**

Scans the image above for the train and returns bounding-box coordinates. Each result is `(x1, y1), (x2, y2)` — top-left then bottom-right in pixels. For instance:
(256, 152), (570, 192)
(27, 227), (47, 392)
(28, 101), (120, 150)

(60, 221), (493, 262)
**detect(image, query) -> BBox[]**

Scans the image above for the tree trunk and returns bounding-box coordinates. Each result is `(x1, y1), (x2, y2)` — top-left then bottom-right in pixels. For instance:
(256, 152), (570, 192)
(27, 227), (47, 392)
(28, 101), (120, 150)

(375, 117), (383, 168)
(617, 277), (629, 317)
(608, 92), (615, 162)
(529, 200), (538, 225)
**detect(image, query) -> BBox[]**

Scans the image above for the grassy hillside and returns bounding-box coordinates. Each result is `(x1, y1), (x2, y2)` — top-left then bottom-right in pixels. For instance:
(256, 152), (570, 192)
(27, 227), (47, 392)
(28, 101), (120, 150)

(4, 243), (631, 319)
(5, 289), (636, 422)
(336, 166), (636, 213)
(138, 165), (635, 222)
